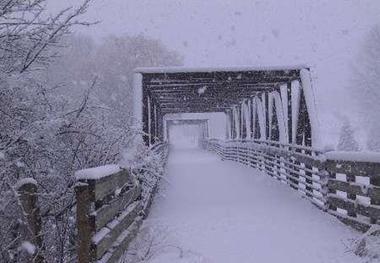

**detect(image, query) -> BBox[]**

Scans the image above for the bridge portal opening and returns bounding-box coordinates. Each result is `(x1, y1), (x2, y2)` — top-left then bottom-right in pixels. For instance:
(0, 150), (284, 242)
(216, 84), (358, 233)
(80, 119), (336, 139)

(134, 66), (317, 147)
(166, 119), (209, 149)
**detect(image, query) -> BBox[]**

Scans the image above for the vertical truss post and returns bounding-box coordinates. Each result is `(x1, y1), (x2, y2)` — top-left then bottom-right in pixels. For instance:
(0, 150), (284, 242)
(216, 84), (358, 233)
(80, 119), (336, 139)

(156, 108), (164, 142)
(287, 82), (293, 144)
(236, 106), (242, 139)
(241, 102), (247, 139)
(246, 99), (252, 139)
(270, 95), (280, 141)
(296, 88), (312, 147)
(154, 105), (158, 142)
(233, 106), (239, 139)
(264, 93), (269, 140)
(149, 99), (156, 145)
(254, 97), (261, 139)
(231, 107), (236, 139)
(225, 109), (232, 139)
(249, 98), (255, 139)
(142, 86), (150, 146)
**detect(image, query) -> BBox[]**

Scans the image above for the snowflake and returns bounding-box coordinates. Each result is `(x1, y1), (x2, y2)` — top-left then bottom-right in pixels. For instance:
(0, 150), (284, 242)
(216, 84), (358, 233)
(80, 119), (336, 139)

(198, 86), (207, 95)
(21, 241), (36, 255)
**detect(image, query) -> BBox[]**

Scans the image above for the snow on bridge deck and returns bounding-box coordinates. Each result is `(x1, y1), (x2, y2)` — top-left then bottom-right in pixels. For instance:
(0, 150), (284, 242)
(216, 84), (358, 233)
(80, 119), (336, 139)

(124, 149), (363, 263)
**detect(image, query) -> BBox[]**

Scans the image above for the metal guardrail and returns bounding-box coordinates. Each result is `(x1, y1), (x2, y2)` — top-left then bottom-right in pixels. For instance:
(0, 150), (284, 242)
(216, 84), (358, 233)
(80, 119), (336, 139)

(203, 139), (380, 232)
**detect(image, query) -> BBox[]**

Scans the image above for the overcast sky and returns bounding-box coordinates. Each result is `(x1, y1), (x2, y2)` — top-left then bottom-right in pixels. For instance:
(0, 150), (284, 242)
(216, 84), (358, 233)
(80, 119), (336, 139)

(49, 0), (380, 145)
(49, 0), (380, 65)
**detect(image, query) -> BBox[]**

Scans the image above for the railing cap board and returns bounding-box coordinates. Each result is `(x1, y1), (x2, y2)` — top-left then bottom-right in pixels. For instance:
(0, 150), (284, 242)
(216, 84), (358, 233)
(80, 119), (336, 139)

(76, 165), (122, 181)
(76, 168), (133, 203)
(227, 141), (323, 169)
(325, 151), (380, 163)
(221, 138), (323, 154)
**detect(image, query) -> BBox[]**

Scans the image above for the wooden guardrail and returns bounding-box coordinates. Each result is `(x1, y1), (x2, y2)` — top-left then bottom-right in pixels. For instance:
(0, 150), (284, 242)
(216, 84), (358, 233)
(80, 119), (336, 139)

(75, 142), (169, 263)
(325, 152), (380, 232)
(75, 166), (142, 263)
(140, 143), (169, 217)
(203, 139), (380, 231)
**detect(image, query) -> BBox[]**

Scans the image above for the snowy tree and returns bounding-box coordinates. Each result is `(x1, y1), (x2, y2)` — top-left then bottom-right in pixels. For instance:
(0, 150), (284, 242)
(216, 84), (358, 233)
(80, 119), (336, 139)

(0, 0), (94, 75)
(94, 35), (183, 121)
(0, 4), (183, 259)
(0, 1), (99, 261)
(337, 120), (359, 151)
(47, 34), (183, 125)
(350, 25), (380, 151)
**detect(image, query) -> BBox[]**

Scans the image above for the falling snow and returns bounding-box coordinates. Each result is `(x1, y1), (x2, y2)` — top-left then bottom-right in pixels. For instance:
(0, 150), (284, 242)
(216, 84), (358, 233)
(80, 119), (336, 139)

(197, 86), (207, 95)
(20, 241), (36, 255)
(2, 1), (380, 262)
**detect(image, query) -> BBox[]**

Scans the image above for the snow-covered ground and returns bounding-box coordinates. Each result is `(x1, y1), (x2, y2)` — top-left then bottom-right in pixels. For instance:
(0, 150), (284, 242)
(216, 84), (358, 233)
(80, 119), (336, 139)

(123, 148), (364, 263)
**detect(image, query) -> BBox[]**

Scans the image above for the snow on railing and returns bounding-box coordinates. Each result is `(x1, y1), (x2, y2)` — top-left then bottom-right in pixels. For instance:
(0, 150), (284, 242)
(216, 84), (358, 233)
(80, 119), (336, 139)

(203, 139), (380, 232)
(74, 142), (169, 263)
(325, 151), (380, 232)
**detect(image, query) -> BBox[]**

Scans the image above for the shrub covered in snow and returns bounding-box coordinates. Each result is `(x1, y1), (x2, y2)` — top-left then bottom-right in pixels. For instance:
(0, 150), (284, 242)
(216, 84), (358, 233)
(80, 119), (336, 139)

(352, 226), (380, 261)
(120, 141), (168, 214)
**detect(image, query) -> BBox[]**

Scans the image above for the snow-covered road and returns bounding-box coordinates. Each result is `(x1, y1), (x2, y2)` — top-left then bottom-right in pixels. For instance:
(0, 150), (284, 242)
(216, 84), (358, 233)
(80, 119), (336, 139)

(124, 148), (364, 263)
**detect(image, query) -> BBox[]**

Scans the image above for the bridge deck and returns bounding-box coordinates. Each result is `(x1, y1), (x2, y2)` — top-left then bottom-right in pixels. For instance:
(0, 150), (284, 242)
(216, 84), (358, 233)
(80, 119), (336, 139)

(125, 149), (363, 263)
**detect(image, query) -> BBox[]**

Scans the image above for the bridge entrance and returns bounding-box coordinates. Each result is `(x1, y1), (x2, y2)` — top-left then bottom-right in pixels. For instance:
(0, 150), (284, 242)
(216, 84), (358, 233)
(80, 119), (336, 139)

(134, 66), (317, 147)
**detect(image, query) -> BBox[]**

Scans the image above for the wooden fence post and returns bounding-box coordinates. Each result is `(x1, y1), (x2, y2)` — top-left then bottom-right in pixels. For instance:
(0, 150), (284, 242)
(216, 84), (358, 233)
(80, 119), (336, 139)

(16, 179), (44, 263)
(75, 182), (96, 263)
(370, 176), (380, 224)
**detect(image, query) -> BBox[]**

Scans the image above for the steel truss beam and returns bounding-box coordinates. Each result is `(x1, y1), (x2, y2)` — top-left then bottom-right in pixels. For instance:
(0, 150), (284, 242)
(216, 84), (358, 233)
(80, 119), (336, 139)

(137, 67), (310, 146)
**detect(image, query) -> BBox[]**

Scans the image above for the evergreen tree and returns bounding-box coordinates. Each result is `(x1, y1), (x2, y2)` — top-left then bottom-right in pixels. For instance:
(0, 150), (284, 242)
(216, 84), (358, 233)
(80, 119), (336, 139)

(351, 25), (380, 152)
(337, 121), (360, 151)
(367, 123), (380, 151)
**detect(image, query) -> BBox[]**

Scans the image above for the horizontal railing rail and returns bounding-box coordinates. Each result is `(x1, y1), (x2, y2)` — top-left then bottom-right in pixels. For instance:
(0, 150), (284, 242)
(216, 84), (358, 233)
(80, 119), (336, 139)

(202, 139), (380, 232)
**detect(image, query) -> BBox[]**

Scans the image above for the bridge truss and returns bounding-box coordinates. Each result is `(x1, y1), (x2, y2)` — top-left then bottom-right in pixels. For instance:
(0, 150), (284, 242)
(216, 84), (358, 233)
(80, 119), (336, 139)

(134, 66), (317, 147)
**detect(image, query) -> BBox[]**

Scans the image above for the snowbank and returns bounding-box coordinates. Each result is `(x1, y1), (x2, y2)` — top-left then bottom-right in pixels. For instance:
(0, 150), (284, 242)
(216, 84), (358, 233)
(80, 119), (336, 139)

(75, 164), (121, 181)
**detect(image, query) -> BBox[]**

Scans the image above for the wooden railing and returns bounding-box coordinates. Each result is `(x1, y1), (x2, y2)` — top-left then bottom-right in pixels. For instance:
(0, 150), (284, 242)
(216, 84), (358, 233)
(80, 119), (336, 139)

(75, 143), (169, 263)
(325, 152), (380, 231)
(140, 143), (169, 217)
(203, 139), (380, 231)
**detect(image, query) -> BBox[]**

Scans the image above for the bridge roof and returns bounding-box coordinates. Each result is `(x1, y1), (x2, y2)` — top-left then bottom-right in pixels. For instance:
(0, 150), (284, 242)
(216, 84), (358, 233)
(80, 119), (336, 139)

(138, 65), (308, 114)
(135, 65), (309, 74)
